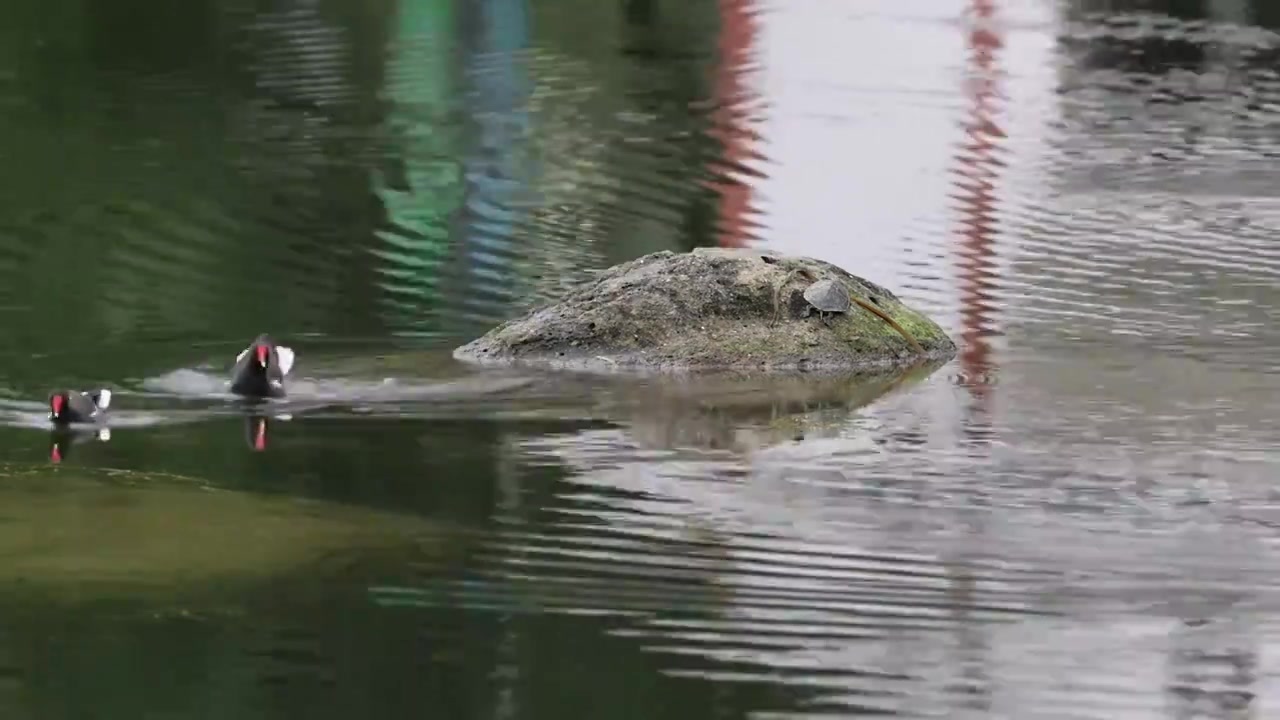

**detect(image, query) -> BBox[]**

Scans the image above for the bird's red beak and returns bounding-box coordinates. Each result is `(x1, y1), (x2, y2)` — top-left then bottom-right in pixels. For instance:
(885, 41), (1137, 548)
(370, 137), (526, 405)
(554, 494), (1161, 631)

(256, 345), (269, 367)
(51, 395), (63, 417)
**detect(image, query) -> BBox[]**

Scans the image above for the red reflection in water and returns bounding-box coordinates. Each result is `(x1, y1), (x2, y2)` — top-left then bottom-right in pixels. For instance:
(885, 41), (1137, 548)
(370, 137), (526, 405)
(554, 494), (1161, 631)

(254, 419), (268, 451)
(952, 0), (1004, 427)
(50, 442), (63, 464)
(709, 0), (763, 248)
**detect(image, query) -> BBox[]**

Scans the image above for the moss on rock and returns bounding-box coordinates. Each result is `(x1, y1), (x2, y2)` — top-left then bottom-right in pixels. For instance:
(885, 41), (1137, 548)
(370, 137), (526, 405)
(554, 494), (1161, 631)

(453, 247), (957, 372)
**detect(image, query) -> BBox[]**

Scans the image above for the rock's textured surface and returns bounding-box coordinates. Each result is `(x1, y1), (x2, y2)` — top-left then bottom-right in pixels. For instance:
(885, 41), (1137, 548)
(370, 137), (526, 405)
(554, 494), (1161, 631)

(453, 248), (957, 372)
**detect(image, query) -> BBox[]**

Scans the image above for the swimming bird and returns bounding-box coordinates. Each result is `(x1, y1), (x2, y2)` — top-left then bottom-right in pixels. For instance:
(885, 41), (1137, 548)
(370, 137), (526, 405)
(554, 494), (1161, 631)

(48, 389), (112, 426)
(229, 334), (296, 399)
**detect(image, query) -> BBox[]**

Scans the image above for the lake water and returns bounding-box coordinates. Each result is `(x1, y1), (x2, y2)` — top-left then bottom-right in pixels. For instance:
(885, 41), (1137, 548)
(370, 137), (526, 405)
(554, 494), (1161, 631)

(1, 0), (1278, 717)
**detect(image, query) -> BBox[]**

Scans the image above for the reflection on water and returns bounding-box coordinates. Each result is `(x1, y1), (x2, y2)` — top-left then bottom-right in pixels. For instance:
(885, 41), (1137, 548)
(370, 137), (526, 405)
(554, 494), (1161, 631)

(0, 0), (1279, 717)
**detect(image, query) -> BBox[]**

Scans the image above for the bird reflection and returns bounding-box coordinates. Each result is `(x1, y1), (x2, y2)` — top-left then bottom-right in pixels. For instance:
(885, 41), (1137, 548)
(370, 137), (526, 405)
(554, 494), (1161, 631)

(48, 426), (112, 464)
(245, 414), (270, 452)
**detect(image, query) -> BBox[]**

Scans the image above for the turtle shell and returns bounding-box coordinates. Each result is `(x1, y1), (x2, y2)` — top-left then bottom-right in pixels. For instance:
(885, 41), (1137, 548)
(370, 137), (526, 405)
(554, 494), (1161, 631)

(802, 279), (851, 313)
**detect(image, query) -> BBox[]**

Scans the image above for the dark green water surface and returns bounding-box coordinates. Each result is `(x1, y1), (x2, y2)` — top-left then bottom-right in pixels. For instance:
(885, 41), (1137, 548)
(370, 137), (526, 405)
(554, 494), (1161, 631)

(2, 0), (1280, 717)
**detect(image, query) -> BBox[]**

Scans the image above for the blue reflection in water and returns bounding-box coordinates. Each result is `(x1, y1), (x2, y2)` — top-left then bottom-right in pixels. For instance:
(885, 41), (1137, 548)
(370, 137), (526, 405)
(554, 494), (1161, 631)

(455, 0), (533, 325)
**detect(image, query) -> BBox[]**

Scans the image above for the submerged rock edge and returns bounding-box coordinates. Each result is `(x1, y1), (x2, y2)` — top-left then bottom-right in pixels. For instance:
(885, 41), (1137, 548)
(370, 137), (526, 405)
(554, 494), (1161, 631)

(452, 248), (958, 373)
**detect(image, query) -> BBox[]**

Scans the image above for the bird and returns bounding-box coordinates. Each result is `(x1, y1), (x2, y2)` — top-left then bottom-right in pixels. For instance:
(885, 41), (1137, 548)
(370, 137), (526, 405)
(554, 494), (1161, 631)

(48, 389), (111, 426)
(229, 334), (296, 399)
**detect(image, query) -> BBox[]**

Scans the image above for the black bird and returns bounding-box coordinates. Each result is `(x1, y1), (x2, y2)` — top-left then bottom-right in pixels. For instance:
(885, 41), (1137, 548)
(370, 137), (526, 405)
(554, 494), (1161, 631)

(229, 334), (296, 399)
(48, 389), (111, 426)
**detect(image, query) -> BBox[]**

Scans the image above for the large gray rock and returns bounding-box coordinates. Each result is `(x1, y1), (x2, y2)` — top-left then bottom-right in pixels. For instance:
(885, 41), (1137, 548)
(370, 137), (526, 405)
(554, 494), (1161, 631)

(453, 248), (957, 372)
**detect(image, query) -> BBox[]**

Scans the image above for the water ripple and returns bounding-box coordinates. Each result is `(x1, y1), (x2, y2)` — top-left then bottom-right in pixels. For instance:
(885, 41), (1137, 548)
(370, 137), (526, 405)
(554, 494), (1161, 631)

(2, 0), (1280, 717)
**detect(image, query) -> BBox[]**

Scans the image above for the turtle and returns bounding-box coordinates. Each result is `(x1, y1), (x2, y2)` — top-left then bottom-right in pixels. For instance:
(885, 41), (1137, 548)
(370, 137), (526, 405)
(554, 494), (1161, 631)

(801, 279), (851, 326)
(797, 277), (926, 354)
(769, 269), (925, 354)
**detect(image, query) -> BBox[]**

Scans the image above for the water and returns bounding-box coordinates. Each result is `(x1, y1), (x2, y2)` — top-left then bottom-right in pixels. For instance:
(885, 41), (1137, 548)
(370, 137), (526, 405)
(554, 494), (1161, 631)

(0, 0), (1278, 716)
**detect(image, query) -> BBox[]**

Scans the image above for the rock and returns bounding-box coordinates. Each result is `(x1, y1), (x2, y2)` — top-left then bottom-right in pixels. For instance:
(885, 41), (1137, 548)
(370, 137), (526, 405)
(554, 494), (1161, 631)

(452, 247), (958, 372)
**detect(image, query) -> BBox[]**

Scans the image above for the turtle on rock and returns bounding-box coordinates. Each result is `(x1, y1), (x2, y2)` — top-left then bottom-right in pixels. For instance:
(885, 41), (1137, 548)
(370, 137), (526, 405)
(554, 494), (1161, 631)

(800, 279), (852, 325)
(796, 278), (925, 354)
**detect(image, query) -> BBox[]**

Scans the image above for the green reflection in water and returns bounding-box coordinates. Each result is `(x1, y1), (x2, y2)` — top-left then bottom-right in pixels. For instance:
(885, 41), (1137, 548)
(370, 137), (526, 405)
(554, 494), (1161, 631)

(372, 0), (462, 336)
